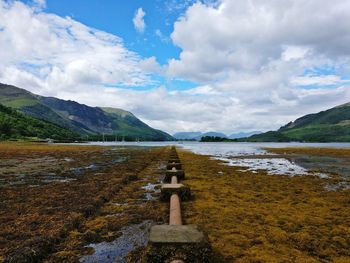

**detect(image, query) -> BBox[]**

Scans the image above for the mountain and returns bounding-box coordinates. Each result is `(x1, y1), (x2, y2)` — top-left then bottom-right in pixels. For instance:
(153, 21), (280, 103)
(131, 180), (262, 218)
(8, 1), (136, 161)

(173, 131), (227, 141)
(229, 131), (261, 139)
(245, 103), (350, 142)
(0, 103), (79, 140)
(197, 132), (227, 140)
(173, 132), (203, 140)
(0, 83), (173, 141)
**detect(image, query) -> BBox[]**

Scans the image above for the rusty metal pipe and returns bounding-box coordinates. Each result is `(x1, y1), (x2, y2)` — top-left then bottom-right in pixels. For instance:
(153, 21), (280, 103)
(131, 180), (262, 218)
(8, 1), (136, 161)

(169, 193), (182, 225)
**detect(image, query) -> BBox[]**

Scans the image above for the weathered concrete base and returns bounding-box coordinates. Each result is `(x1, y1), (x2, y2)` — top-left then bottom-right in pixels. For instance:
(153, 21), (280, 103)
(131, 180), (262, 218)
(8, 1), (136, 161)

(146, 225), (212, 263)
(166, 163), (182, 170)
(160, 184), (191, 201)
(150, 225), (205, 243)
(168, 158), (180, 162)
(164, 170), (185, 183)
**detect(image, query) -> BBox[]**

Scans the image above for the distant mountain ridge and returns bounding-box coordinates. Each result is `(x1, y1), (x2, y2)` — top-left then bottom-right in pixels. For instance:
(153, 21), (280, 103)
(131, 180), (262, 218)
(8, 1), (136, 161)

(173, 131), (227, 140)
(229, 131), (261, 139)
(0, 83), (173, 141)
(173, 132), (202, 140)
(245, 103), (350, 142)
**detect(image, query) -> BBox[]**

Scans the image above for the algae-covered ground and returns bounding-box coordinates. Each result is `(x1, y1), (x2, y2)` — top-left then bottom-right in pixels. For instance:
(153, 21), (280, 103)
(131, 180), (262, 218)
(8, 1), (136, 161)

(0, 142), (168, 262)
(179, 147), (350, 262)
(1, 142), (350, 262)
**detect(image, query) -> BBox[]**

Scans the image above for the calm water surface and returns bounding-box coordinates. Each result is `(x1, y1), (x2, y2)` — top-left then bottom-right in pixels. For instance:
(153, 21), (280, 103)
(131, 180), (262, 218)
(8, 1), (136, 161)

(81, 141), (350, 177)
(83, 141), (350, 156)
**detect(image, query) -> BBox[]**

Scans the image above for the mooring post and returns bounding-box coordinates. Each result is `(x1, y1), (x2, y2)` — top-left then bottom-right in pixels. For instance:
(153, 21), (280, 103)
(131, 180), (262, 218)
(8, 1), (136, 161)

(169, 193), (182, 225)
(148, 146), (211, 262)
(171, 175), (178, 184)
(170, 167), (182, 225)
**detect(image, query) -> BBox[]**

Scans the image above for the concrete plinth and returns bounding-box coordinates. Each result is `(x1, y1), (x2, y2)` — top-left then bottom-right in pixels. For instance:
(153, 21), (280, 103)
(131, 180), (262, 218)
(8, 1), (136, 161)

(164, 170), (185, 183)
(168, 160), (180, 164)
(167, 163), (182, 170)
(147, 225), (212, 263)
(160, 183), (191, 201)
(149, 225), (205, 244)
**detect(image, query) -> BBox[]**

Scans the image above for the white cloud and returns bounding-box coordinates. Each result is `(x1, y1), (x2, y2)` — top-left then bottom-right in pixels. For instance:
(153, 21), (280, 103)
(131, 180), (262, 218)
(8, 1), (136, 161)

(0, 0), (151, 96)
(291, 75), (345, 86)
(1, 0), (350, 135)
(161, 0), (350, 133)
(139, 56), (162, 74)
(32, 0), (46, 9)
(168, 0), (350, 82)
(133, 8), (146, 33)
(155, 29), (169, 43)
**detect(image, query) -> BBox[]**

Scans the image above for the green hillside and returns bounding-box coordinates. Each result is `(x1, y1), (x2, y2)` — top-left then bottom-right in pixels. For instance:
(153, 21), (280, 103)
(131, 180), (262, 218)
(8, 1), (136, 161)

(101, 107), (173, 140)
(0, 84), (91, 134)
(0, 83), (173, 141)
(245, 103), (350, 142)
(0, 104), (79, 140)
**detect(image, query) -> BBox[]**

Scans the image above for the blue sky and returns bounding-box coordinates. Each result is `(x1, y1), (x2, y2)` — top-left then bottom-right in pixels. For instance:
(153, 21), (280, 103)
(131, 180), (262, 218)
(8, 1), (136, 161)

(43, 0), (183, 64)
(1, 0), (350, 134)
(23, 0), (199, 91)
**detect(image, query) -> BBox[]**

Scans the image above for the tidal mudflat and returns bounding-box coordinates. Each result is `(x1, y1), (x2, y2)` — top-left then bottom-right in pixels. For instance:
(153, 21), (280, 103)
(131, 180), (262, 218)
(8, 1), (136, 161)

(179, 147), (350, 262)
(0, 142), (168, 262)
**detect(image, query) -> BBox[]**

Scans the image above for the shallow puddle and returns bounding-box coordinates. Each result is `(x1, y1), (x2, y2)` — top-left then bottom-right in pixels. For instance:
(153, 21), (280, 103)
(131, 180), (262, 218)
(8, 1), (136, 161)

(141, 182), (161, 192)
(141, 182), (161, 201)
(80, 220), (153, 263)
(324, 182), (350, 191)
(215, 156), (329, 178)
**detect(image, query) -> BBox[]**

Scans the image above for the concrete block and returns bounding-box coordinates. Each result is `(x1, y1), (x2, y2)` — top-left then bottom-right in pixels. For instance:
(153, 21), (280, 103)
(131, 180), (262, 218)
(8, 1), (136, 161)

(147, 225), (212, 262)
(164, 170), (185, 183)
(149, 225), (205, 244)
(166, 163), (182, 170)
(160, 184), (191, 201)
(168, 158), (181, 164)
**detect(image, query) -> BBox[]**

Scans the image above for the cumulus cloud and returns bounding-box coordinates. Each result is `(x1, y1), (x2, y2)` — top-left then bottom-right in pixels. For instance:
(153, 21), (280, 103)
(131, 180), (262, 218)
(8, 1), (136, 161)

(291, 75), (346, 86)
(168, 0), (350, 82)
(133, 8), (146, 33)
(0, 0), (151, 96)
(1, 0), (350, 135)
(139, 56), (162, 74)
(162, 0), (350, 133)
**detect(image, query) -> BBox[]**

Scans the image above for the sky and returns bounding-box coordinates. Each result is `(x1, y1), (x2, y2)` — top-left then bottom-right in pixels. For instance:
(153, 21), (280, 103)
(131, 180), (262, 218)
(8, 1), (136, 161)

(1, 0), (350, 135)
